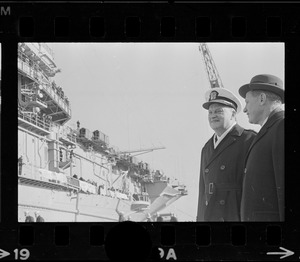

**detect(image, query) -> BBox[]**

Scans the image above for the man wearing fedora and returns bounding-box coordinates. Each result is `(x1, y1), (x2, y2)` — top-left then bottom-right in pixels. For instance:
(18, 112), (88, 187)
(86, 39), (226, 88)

(238, 74), (284, 222)
(197, 88), (256, 222)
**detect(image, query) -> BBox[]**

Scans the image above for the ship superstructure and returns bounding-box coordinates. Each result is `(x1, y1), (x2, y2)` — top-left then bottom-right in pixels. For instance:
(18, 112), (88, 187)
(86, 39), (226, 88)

(18, 43), (187, 222)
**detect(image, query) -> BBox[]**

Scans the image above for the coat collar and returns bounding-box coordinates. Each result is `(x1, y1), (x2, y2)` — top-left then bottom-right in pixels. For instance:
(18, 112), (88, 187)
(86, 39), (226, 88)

(264, 107), (284, 129)
(205, 124), (244, 167)
(245, 107), (284, 161)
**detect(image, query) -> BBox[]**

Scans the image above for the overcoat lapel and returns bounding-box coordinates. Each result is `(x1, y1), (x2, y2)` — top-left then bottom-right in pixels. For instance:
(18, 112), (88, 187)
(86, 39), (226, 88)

(244, 125), (267, 161)
(205, 125), (243, 167)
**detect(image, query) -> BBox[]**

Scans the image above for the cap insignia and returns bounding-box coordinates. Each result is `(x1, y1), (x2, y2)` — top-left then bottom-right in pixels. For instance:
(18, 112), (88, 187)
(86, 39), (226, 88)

(209, 90), (219, 101)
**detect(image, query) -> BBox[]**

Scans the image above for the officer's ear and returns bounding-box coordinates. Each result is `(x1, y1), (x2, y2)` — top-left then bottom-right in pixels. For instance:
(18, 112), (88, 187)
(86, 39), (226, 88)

(231, 109), (237, 119)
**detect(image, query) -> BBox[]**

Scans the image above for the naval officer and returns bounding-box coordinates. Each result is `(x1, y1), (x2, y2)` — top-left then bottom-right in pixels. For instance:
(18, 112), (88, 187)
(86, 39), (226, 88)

(238, 74), (284, 221)
(197, 88), (256, 222)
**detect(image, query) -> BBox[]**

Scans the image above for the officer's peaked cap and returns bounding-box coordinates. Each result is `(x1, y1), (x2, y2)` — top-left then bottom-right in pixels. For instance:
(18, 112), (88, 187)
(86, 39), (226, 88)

(203, 88), (242, 113)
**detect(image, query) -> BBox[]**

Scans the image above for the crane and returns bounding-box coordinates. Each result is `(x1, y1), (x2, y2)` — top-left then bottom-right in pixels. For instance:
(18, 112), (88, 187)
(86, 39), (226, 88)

(118, 146), (166, 157)
(111, 146), (166, 186)
(199, 43), (224, 89)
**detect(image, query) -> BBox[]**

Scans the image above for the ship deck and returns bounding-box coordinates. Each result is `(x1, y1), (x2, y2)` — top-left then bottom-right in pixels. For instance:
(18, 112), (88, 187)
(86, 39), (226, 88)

(19, 175), (79, 192)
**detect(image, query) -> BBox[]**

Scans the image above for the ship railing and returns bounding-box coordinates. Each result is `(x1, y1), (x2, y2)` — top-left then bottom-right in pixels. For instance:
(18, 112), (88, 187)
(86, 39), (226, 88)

(40, 43), (55, 61)
(20, 166), (125, 197)
(141, 174), (154, 183)
(26, 167), (81, 191)
(24, 43), (40, 57)
(19, 166), (102, 193)
(33, 168), (65, 185)
(19, 44), (56, 77)
(20, 81), (37, 93)
(38, 81), (71, 116)
(19, 167), (83, 192)
(132, 192), (149, 202)
(25, 43), (54, 62)
(20, 82), (48, 109)
(18, 50), (51, 82)
(115, 191), (129, 200)
(78, 180), (97, 194)
(59, 125), (77, 144)
(18, 57), (36, 81)
(107, 189), (129, 200)
(27, 95), (48, 109)
(18, 49), (71, 116)
(66, 133), (77, 143)
(18, 109), (51, 131)
(42, 82), (71, 116)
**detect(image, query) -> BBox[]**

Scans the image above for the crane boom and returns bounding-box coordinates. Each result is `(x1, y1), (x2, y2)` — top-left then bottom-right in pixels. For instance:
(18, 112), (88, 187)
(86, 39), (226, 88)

(119, 146), (166, 155)
(199, 44), (224, 89)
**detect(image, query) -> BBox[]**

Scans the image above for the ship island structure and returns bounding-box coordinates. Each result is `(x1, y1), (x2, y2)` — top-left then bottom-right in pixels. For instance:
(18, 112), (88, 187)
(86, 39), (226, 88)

(17, 43), (188, 222)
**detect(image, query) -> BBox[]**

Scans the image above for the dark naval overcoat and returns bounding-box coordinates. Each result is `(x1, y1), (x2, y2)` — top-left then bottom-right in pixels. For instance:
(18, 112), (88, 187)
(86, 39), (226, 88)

(197, 124), (256, 222)
(241, 108), (284, 221)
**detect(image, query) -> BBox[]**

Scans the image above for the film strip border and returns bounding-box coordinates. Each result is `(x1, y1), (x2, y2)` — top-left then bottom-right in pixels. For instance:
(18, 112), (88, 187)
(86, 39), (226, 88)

(0, 3), (299, 39)
(15, 15), (283, 39)
(0, 222), (292, 260)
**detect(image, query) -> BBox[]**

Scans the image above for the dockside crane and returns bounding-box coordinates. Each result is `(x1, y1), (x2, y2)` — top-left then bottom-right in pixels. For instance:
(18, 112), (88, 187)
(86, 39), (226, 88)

(199, 43), (224, 89)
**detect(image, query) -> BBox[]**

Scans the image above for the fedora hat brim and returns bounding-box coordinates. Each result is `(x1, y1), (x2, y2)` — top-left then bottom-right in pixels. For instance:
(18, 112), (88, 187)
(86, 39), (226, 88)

(239, 83), (285, 103)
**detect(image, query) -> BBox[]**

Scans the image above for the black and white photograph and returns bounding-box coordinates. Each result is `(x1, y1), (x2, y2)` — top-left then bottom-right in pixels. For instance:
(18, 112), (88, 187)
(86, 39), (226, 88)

(17, 42), (284, 222)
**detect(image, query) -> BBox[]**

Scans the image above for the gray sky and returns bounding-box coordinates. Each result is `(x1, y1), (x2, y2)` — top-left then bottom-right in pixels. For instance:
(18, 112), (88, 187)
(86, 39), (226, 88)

(47, 42), (284, 221)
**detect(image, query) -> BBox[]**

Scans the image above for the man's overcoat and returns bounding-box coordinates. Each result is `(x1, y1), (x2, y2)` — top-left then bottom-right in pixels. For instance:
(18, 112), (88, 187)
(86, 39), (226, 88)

(241, 108), (284, 221)
(197, 124), (256, 222)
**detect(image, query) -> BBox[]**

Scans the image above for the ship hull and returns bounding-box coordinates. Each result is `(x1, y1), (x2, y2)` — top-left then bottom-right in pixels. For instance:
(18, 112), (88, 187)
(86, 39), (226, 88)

(18, 181), (184, 222)
(18, 184), (131, 222)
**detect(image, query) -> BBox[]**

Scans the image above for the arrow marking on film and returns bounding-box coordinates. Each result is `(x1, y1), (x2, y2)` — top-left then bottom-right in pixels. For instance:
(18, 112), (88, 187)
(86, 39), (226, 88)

(267, 247), (294, 259)
(0, 249), (10, 259)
